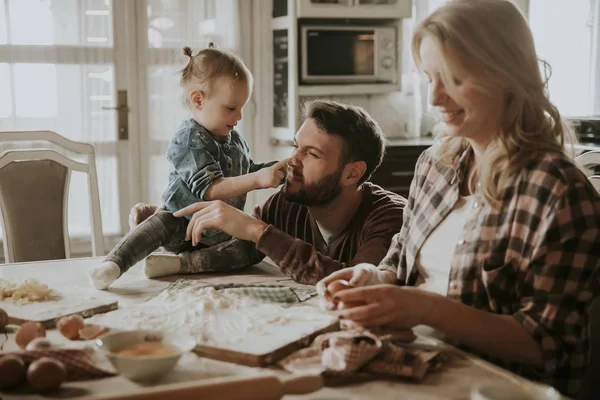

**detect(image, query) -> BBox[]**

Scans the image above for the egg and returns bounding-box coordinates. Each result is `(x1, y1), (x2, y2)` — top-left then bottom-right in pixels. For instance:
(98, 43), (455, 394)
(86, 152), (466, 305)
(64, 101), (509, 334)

(25, 337), (54, 351)
(26, 357), (66, 392)
(15, 322), (46, 349)
(0, 355), (26, 390)
(326, 279), (353, 296)
(57, 315), (85, 340)
(0, 307), (8, 330)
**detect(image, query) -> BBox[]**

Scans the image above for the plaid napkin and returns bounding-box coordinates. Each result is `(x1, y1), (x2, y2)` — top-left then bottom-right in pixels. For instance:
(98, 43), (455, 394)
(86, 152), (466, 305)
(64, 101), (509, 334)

(163, 280), (317, 303)
(279, 326), (446, 383)
(3, 348), (117, 381)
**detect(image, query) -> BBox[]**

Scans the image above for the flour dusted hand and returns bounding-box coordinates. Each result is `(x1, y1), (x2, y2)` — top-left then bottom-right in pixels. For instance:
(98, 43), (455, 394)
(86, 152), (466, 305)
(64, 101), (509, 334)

(317, 263), (396, 311)
(87, 261), (120, 290)
(143, 253), (181, 278)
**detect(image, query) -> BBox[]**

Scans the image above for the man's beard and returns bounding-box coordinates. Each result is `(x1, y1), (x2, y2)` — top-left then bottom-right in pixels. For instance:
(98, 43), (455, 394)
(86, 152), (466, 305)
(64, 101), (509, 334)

(283, 168), (343, 207)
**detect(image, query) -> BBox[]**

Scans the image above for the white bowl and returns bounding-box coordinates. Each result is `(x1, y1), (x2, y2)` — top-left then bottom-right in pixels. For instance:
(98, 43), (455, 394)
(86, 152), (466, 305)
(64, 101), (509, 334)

(471, 381), (563, 400)
(96, 330), (196, 382)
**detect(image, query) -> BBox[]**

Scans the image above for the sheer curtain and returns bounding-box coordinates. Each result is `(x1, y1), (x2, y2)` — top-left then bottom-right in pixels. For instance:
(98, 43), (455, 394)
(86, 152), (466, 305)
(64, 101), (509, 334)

(0, 0), (119, 241)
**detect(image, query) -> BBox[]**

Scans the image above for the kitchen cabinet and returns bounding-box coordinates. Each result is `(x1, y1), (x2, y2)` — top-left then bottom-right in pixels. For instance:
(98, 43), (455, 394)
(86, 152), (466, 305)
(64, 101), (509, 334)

(370, 142), (432, 198)
(295, 0), (411, 19)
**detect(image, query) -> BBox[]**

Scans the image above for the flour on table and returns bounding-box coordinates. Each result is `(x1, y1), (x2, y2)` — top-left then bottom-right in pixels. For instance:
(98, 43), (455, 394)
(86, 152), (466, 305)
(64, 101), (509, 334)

(0, 278), (61, 304)
(88, 285), (337, 354)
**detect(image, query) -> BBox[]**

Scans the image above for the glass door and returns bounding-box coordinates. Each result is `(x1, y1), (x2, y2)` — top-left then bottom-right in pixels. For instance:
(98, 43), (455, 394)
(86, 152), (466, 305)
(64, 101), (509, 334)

(0, 0), (132, 243)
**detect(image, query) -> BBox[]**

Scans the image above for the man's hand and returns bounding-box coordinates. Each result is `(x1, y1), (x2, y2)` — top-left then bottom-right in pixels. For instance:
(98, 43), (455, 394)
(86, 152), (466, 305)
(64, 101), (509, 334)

(254, 159), (289, 189)
(174, 201), (268, 246)
(128, 203), (162, 230)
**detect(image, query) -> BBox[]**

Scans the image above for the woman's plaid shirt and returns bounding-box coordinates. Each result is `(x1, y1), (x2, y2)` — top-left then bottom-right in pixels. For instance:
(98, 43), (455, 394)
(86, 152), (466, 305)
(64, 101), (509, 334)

(379, 145), (600, 397)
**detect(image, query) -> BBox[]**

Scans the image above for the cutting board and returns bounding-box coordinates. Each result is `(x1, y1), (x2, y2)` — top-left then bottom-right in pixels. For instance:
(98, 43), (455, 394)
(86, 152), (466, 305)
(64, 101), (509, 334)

(1, 287), (118, 329)
(87, 282), (339, 367)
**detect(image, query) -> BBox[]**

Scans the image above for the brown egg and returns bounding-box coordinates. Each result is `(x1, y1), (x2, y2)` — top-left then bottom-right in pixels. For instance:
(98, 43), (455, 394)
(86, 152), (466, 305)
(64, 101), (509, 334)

(0, 307), (8, 330)
(327, 279), (353, 296)
(57, 315), (85, 340)
(15, 322), (46, 349)
(25, 337), (54, 351)
(26, 357), (66, 392)
(0, 354), (26, 390)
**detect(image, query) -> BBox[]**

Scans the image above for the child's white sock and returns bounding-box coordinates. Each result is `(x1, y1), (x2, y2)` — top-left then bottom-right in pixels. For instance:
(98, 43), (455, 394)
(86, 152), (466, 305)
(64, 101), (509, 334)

(88, 261), (120, 290)
(143, 253), (181, 278)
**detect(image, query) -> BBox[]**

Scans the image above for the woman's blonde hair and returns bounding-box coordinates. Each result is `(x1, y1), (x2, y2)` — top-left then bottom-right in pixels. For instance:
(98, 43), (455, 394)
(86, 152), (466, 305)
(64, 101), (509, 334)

(180, 42), (253, 109)
(411, 0), (576, 205)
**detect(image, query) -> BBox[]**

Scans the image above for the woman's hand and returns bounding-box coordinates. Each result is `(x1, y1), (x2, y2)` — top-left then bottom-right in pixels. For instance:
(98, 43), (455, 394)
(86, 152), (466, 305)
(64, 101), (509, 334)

(316, 263), (396, 310)
(333, 284), (442, 329)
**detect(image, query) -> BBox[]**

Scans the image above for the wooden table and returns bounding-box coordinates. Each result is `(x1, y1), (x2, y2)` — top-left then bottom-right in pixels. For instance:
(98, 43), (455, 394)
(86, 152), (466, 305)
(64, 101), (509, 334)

(0, 257), (559, 400)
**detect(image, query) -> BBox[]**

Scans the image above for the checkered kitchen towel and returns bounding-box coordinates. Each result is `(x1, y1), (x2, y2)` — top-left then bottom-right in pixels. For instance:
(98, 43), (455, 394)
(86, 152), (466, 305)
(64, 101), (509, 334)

(163, 280), (317, 303)
(4, 348), (117, 380)
(279, 326), (446, 383)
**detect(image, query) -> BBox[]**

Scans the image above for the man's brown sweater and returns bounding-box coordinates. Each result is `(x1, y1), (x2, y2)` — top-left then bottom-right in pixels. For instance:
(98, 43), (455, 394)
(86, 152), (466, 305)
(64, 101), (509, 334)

(254, 182), (406, 284)
(179, 182), (406, 285)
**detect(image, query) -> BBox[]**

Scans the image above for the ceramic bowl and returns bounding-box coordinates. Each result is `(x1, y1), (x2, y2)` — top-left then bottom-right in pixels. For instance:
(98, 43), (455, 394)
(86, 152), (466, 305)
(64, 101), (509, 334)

(96, 329), (196, 382)
(471, 381), (563, 400)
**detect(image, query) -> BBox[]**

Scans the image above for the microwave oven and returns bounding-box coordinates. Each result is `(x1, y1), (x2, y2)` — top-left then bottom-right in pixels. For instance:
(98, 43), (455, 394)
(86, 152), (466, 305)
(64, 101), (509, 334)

(300, 25), (398, 85)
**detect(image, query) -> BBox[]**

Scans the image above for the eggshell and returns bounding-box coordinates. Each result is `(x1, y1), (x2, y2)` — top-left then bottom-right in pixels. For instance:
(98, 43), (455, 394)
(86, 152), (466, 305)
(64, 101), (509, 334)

(15, 322), (46, 349)
(57, 315), (85, 340)
(78, 324), (108, 340)
(26, 357), (66, 392)
(327, 279), (353, 295)
(0, 308), (8, 330)
(25, 337), (54, 351)
(0, 355), (26, 390)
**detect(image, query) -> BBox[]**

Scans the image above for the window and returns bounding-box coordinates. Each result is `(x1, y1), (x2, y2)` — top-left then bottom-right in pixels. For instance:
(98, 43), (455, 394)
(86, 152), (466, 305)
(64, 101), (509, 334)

(529, 0), (598, 116)
(0, 0), (119, 238)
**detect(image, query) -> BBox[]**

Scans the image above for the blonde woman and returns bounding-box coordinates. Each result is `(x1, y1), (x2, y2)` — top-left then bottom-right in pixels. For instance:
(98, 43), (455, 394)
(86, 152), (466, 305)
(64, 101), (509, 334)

(316, 0), (600, 397)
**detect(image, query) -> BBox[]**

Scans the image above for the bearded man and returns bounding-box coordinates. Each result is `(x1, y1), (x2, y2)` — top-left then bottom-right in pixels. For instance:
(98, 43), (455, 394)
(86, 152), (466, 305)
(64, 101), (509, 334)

(128, 100), (406, 285)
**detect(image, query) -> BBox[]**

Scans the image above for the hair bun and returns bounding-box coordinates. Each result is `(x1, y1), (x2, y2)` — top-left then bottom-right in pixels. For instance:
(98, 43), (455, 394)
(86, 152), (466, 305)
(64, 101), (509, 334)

(208, 42), (216, 49)
(183, 46), (193, 57)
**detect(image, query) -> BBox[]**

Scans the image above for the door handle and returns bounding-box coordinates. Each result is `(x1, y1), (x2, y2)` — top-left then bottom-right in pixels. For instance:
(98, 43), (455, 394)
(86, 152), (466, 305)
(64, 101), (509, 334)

(102, 90), (129, 140)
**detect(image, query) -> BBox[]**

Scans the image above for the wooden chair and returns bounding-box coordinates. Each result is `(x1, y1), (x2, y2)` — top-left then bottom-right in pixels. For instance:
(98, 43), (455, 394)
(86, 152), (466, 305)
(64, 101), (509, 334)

(0, 131), (104, 263)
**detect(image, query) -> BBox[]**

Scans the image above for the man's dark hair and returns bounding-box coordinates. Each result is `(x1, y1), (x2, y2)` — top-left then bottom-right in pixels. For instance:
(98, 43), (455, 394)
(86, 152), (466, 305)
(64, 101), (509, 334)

(302, 99), (386, 185)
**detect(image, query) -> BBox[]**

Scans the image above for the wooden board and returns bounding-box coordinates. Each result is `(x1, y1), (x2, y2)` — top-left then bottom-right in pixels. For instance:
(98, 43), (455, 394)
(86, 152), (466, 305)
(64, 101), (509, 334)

(86, 282), (339, 367)
(192, 318), (339, 367)
(2, 288), (118, 329)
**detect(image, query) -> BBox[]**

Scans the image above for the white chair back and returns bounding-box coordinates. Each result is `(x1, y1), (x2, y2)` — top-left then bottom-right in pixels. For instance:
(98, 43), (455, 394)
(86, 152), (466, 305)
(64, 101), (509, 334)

(0, 131), (104, 262)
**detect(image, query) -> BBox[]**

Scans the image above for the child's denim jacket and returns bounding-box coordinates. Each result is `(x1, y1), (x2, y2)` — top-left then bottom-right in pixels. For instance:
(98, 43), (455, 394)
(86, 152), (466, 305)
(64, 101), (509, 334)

(162, 119), (272, 246)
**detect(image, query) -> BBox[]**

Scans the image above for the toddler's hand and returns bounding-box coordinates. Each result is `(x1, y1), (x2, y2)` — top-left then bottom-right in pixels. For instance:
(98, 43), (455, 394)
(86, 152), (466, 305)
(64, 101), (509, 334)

(255, 159), (289, 189)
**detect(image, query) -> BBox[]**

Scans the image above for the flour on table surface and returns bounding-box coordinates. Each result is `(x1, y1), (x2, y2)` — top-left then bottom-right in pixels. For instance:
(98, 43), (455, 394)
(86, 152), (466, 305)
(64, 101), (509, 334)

(0, 278), (61, 304)
(88, 286), (337, 355)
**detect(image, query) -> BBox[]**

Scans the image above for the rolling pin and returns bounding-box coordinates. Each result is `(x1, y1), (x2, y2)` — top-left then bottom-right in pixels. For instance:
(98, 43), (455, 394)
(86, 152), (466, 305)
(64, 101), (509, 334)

(88, 373), (323, 400)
